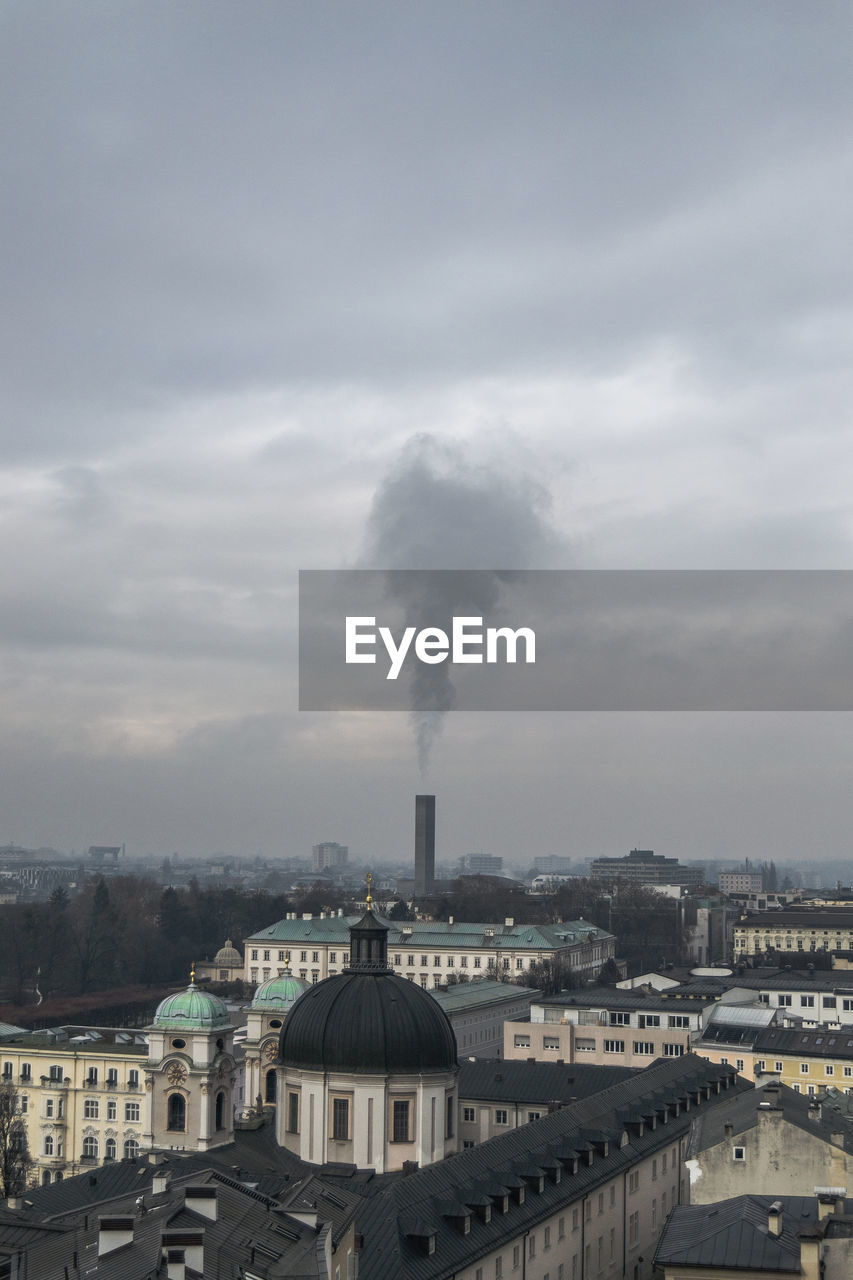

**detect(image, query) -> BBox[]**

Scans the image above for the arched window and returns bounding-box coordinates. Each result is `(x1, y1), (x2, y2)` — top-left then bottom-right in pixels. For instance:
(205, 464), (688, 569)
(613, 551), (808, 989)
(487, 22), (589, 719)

(83, 1136), (98, 1160)
(215, 1090), (225, 1131)
(265, 1068), (277, 1104)
(124, 1138), (139, 1159)
(41, 1170), (51, 1185)
(167, 1093), (186, 1132)
(105, 1138), (116, 1160)
(44, 1135), (54, 1156)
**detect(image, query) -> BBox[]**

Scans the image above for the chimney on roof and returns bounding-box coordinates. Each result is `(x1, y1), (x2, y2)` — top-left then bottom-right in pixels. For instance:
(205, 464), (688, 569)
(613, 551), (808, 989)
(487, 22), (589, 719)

(184, 1185), (218, 1221)
(98, 1216), (135, 1256)
(152, 1172), (171, 1195)
(768, 1201), (783, 1236)
(162, 1230), (203, 1277)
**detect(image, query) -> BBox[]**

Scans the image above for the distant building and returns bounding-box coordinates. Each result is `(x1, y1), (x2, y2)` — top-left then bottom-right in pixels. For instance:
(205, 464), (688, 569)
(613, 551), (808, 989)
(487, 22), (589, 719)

(428, 980), (540, 1058)
(533, 855), (574, 874)
(458, 853), (503, 875)
(414, 793), (435, 895)
(719, 871), (765, 894)
(733, 909), (853, 960)
(311, 841), (348, 872)
(590, 848), (704, 889)
(194, 938), (244, 984)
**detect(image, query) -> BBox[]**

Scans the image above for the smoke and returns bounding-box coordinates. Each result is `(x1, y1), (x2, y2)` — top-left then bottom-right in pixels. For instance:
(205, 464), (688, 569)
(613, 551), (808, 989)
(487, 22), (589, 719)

(360, 434), (566, 772)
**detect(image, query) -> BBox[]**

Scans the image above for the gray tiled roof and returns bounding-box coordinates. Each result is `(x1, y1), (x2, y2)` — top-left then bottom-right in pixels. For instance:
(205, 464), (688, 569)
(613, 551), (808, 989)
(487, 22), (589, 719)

(457, 1058), (631, 1104)
(654, 1194), (841, 1272)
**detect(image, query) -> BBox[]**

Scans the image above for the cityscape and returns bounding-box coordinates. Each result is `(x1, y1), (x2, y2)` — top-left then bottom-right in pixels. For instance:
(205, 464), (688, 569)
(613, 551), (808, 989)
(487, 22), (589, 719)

(3, 2), (852, 1278)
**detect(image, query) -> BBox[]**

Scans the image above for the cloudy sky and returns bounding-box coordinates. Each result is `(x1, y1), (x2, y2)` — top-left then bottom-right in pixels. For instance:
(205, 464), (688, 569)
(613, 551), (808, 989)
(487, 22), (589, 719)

(2, 1), (852, 869)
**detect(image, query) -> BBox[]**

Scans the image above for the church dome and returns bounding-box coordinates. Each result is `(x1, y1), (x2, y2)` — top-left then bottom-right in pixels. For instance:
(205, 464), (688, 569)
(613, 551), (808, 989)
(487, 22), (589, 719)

(279, 904), (457, 1074)
(280, 969), (457, 1073)
(214, 939), (242, 966)
(252, 969), (310, 1010)
(153, 983), (231, 1030)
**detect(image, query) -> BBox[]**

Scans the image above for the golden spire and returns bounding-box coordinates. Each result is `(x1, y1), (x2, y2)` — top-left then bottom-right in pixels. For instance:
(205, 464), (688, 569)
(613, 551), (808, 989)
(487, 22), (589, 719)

(366, 871), (373, 908)
(284, 950), (291, 969)
(190, 962), (196, 985)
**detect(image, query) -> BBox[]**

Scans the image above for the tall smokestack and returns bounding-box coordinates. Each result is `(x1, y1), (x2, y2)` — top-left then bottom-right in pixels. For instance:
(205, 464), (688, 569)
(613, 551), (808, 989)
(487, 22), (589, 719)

(415, 795), (435, 896)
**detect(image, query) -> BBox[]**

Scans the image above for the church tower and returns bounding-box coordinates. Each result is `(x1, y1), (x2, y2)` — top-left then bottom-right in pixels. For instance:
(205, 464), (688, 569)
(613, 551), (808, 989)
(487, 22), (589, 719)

(143, 974), (236, 1153)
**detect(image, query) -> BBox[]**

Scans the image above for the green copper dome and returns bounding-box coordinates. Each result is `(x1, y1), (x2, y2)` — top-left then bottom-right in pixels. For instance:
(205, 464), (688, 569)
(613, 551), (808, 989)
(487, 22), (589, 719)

(153, 983), (231, 1030)
(252, 969), (311, 1011)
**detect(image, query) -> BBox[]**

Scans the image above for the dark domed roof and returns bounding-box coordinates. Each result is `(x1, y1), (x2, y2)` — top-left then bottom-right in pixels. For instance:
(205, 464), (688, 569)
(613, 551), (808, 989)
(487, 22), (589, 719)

(279, 969), (457, 1074)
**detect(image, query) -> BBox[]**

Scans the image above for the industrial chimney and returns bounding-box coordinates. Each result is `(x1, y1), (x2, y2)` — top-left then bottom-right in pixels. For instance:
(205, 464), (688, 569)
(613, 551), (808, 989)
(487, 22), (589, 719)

(414, 795), (435, 896)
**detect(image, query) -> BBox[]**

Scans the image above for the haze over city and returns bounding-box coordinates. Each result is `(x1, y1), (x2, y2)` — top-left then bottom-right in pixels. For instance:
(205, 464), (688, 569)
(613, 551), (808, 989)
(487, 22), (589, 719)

(2, 2), (853, 865)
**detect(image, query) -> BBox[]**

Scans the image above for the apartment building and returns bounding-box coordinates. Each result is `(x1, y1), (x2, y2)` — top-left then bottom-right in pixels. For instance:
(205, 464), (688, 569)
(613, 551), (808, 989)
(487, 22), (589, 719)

(0, 1026), (148, 1185)
(732, 910), (853, 960)
(503, 988), (711, 1070)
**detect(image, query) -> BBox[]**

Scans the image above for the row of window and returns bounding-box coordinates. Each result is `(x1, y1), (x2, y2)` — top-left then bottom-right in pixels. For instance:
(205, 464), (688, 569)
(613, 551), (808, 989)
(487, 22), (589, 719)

(2, 1064), (141, 1088)
(286, 1093), (454, 1143)
(43, 1135), (139, 1160)
(82, 1099), (140, 1121)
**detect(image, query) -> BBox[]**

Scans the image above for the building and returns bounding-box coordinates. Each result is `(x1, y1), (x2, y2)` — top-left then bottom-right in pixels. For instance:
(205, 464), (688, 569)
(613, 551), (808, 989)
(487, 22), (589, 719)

(654, 1194), (853, 1280)
(458, 853), (504, 875)
(415, 793), (435, 896)
(456, 1058), (632, 1144)
(733, 910), (853, 960)
(242, 962), (310, 1111)
(589, 848), (704, 889)
(312, 841), (348, 872)
(276, 904), (459, 1173)
(685, 1079), (853, 1204)
(503, 987), (710, 1070)
(719, 871), (766, 895)
(194, 937), (244, 984)
(243, 912), (616, 987)
(428, 980), (541, 1058)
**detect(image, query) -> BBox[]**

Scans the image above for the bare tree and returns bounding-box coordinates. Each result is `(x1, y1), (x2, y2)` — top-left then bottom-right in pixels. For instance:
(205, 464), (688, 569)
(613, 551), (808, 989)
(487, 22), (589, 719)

(0, 1081), (32, 1196)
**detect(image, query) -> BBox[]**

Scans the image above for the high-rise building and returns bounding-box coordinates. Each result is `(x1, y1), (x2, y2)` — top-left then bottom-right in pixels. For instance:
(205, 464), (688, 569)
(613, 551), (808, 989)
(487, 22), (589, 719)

(312, 841), (348, 872)
(414, 794), (435, 895)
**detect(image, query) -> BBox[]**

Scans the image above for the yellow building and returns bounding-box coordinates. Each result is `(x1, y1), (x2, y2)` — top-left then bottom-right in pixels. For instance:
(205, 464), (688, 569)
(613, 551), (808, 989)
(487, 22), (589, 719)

(733, 910), (853, 960)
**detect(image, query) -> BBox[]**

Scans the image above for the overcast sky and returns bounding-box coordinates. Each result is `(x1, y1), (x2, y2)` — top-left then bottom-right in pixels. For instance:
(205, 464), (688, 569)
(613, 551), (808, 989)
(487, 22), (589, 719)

(2, 2), (853, 869)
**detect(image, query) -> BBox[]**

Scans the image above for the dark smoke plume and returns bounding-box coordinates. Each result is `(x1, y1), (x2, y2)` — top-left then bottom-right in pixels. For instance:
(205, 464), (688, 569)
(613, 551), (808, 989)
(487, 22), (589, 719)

(361, 434), (565, 772)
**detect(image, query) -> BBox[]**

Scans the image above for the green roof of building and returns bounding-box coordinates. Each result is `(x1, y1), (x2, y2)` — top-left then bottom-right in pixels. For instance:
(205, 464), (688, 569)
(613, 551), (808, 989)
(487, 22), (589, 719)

(251, 970), (310, 1010)
(152, 984), (230, 1030)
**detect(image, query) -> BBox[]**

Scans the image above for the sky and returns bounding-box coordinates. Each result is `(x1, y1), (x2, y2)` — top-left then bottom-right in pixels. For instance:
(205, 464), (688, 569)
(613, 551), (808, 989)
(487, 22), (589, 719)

(2, 1), (853, 869)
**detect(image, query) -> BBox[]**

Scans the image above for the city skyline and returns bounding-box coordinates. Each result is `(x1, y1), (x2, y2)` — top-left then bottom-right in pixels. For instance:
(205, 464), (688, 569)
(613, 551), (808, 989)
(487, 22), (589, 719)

(2, 4), (852, 864)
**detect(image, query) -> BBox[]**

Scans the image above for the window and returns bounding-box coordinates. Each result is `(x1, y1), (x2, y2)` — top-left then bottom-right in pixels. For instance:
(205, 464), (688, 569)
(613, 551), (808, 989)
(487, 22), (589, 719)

(45, 1099), (54, 1118)
(463, 1107), (476, 1122)
(609, 1012), (631, 1026)
(576, 1038), (596, 1051)
(446, 1094), (454, 1139)
(84, 1099), (99, 1119)
(167, 1094), (186, 1132)
(49, 1065), (62, 1081)
(801, 1063), (809, 1074)
(527, 1111), (541, 1122)
(633, 1041), (655, 1055)
(610, 1184), (617, 1206)
(20, 1063), (30, 1082)
(528, 1235), (536, 1260)
(474, 956), (481, 968)
(125, 1101), (140, 1122)
(543, 1036), (559, 1050)
(330, 952), (338, 964)
(83, 1136), (98, 1160)
(573, 1208), (579, 1230)
(652, 1158), (658, 1181)
(775, 1061), (784, 1072)
(826, 1065), (835, 1076)
(124, 1138), (139, 1159)
(107, 1068), (118, 1087)
(44, 1135), (54, 1156)
(668, 1015), (690, 1029)
(845, 1067), (853, 1078)
(628, 1171), (639, 1193)
(129, 1069), (139, 1088)
(824, 997), (837, 1009)
(513, 1245), (520, 1270)
(639, 1014), (660, 1028)
(801, 995), (815, 1008)
(460, 955), (468, 967)
(19, 1095), (27, 1114)
(516, 958), (524, 969)
(598, 1193), (604, 1214)
(778, 994), (792, 1007)
(392, 1099), (411, 1142)
(332, 1097), (349, 1141)
(495, 1109), (508, 1126)
(392, 954), (400, 965)
(514, 1035), (531, 1048)
(287, 1091), (300, 1133)
(629, 1211), (639, 1244)
(107, 1100), (117, 1120)
(105, 1138), (116, 1160)
(663, 1043), (685, 1056)
(496, 1259), (503, 1280)
(251, 949), (258, 960)
(736, 1059), (745, 1072)
(420, 955), (428, 967)
(558, 1216), (565, 1240)
(733, 1146), (745, 1161)
(604, 1039), (625, 1053)
(86, 1068), (98, 1086)
(544, 1226), (551, 1249)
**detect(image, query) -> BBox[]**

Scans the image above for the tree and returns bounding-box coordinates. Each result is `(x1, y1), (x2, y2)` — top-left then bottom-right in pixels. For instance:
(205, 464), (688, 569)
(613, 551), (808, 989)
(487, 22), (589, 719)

(0, 1081), (32, 1196)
